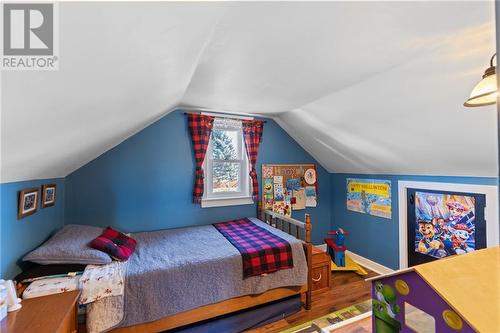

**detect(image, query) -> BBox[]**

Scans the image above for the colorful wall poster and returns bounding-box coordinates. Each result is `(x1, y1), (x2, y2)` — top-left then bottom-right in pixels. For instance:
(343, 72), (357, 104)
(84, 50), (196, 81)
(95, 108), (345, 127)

(263, 178), (273, 194)
(286, 178), (300, 191)
(414, 191), (476, 259)
(263, 194), (273, 210)
(263, 166), (274, 179)
(273, 201), (284, 215)
(283, 198), (292, 217)
(346, 178), (391, 219)
(273, 201), (291, 217)
(292, 188), (306, 210)
(305, 186), (317, 207)
(274, 182), (284, 201)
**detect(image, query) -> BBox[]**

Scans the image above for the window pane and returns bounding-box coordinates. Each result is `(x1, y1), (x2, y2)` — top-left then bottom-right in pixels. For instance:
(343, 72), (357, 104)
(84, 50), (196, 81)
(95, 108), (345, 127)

(213, 162), (240, 192)
(212, 129), (239, 160)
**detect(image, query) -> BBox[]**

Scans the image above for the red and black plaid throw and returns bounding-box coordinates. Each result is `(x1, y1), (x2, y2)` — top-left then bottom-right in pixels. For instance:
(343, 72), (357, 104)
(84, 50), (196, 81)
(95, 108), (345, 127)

(242, 120), (264, 201)
(214, 218), (293, 278)
(187, 114), (215, 203)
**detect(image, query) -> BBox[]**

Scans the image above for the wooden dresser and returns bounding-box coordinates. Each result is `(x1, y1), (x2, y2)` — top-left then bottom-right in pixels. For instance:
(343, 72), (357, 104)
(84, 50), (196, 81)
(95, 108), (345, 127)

(0, 291), (80, 333)
(311, 247), (331, 294)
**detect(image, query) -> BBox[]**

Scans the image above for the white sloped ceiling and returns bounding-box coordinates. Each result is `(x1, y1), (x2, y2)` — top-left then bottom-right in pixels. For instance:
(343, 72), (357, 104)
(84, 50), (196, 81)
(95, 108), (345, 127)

(1, 2), (228, 182)
(1, 1), (497, 182)
(277, 16), (498, 176)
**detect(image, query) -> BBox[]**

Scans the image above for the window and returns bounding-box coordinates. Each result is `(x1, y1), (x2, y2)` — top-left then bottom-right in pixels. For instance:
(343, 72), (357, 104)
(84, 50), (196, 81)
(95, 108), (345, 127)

(201, 118), (252, 208)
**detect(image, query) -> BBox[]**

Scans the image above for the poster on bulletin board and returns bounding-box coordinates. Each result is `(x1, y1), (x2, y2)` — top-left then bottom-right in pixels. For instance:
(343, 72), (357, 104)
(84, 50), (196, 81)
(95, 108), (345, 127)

(346, 178), (391, 219)
(262, 164), (318, 217)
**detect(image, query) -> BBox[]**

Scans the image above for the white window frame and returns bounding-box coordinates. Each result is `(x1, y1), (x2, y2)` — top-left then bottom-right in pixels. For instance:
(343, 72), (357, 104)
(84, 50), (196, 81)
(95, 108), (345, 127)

(201, 119), (252, 208)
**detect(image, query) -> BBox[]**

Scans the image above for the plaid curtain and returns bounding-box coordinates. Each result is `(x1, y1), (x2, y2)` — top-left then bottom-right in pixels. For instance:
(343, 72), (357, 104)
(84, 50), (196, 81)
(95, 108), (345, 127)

(242, 120), (264, 201)
(188, 114), (215, 203)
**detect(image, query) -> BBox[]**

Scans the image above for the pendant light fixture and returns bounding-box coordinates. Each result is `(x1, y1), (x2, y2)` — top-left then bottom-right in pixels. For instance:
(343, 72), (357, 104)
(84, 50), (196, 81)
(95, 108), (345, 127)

(464, 53), (497, 107)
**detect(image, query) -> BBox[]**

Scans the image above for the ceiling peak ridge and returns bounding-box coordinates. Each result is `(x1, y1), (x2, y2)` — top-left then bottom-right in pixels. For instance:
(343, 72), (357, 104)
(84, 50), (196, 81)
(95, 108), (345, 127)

(179, 6), (231, 104)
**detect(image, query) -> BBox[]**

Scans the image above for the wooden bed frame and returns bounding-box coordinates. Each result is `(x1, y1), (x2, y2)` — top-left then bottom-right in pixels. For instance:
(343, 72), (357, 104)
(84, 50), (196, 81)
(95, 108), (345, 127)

(111, 201), (312, 333)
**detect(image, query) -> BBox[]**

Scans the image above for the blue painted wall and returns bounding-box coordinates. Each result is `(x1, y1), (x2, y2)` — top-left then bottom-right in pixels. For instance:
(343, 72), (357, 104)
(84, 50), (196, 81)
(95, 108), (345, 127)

(5, 111), (496, 277)
(331, 173), (498, 270)
(0, 178), (65, 278)
(65, 110), (332, 244)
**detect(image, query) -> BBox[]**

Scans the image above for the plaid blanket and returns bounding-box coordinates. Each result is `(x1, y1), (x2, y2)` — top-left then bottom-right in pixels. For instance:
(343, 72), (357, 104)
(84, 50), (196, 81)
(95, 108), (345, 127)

(214, 218), (294, 278)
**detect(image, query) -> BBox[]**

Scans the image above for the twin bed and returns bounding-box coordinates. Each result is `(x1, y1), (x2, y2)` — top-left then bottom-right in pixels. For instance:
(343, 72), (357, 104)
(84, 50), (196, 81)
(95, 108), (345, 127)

(22, 203), (314, 333)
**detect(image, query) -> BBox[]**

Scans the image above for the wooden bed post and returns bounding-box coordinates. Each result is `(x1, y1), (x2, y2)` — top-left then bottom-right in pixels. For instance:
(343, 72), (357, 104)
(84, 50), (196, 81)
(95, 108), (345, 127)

(304, 213), (312, 310)
(257, 200), (263, 220)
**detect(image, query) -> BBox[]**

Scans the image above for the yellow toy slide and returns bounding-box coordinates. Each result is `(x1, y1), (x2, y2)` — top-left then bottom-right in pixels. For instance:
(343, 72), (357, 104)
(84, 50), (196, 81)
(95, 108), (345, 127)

(331, 254), (367, 276)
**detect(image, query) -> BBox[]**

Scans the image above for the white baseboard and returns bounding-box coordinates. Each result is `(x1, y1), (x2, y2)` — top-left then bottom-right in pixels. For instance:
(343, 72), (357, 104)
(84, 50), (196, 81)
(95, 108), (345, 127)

(345, 250), (394, 275)
(314, 244), (394, 275)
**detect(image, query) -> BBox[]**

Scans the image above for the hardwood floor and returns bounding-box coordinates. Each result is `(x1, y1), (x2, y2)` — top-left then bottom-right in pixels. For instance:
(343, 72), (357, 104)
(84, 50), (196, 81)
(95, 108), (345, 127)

(245, 267), (378, 333)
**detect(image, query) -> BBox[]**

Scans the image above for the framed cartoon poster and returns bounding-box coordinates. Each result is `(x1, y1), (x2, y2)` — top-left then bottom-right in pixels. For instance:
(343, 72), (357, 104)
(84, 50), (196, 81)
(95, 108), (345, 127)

(406, 188), (486, 267)
(346, 178), (391, 219)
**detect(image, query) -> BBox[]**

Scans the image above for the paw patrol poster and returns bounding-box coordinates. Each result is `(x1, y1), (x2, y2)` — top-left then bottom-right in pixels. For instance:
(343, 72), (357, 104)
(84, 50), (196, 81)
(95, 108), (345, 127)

(346, 178), (391, 219)
(414, 191), (476, 259)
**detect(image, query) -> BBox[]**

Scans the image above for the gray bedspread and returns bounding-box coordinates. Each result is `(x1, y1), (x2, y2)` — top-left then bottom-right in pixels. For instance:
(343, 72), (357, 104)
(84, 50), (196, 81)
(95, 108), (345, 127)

(111, 217), (307, 329)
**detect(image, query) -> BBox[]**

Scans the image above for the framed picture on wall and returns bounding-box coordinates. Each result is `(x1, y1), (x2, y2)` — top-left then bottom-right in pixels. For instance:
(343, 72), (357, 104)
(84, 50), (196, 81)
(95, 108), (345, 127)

(18, 188), (39, 219)
(406, 188), (486, 267)
(41, 184), (57, 208)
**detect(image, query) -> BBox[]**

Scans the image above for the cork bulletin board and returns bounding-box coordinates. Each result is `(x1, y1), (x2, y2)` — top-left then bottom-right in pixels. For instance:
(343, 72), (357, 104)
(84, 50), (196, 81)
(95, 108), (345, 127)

(261, 164), (318, 217)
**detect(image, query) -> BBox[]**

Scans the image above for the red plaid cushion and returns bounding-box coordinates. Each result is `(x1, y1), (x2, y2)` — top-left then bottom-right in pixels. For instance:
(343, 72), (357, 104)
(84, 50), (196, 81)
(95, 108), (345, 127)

(90, 227), (137, 261)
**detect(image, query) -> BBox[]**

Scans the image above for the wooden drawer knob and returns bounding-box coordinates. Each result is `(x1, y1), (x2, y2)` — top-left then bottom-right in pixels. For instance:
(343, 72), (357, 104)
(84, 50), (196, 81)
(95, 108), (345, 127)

(312, 273), (322, 282)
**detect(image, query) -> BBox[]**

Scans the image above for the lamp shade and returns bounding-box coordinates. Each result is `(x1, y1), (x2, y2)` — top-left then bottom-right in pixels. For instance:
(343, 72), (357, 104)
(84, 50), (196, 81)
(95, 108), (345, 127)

(464, 53), (497, 107)
(464, 73), (497, 107)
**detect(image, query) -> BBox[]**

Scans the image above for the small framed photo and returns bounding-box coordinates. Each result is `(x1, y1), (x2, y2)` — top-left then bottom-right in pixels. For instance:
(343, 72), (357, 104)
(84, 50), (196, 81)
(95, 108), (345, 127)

(18, 188), (39, 219)
(41, 184), (57, 208)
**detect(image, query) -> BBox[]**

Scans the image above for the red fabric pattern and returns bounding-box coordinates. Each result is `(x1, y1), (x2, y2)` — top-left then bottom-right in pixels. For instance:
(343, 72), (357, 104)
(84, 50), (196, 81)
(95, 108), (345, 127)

(187, 114), (215, 203)
(242, 120), (264, 200)
(90, 227), (137, 261)
(213, 218), (293, 278)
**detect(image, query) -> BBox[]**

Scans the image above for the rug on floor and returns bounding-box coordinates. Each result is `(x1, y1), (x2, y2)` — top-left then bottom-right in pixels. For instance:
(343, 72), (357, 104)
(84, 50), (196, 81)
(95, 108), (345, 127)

(279, 299), (372, 333)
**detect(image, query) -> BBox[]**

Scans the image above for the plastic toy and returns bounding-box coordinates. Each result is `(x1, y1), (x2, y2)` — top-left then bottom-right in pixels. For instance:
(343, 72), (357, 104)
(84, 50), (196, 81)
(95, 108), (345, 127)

(324, 228), (349, 267)
(324, 228), (367, 276)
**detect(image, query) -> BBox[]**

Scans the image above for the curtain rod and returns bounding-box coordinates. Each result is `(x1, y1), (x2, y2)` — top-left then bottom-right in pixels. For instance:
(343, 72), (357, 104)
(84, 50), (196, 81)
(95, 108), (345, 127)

(183, 112), (267, 123)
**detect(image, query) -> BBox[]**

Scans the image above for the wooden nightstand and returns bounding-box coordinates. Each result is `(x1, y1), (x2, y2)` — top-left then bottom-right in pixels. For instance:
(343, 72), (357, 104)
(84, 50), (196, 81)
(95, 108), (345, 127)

(0, 290), (80, 333)
(311, 247), (331, 294)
